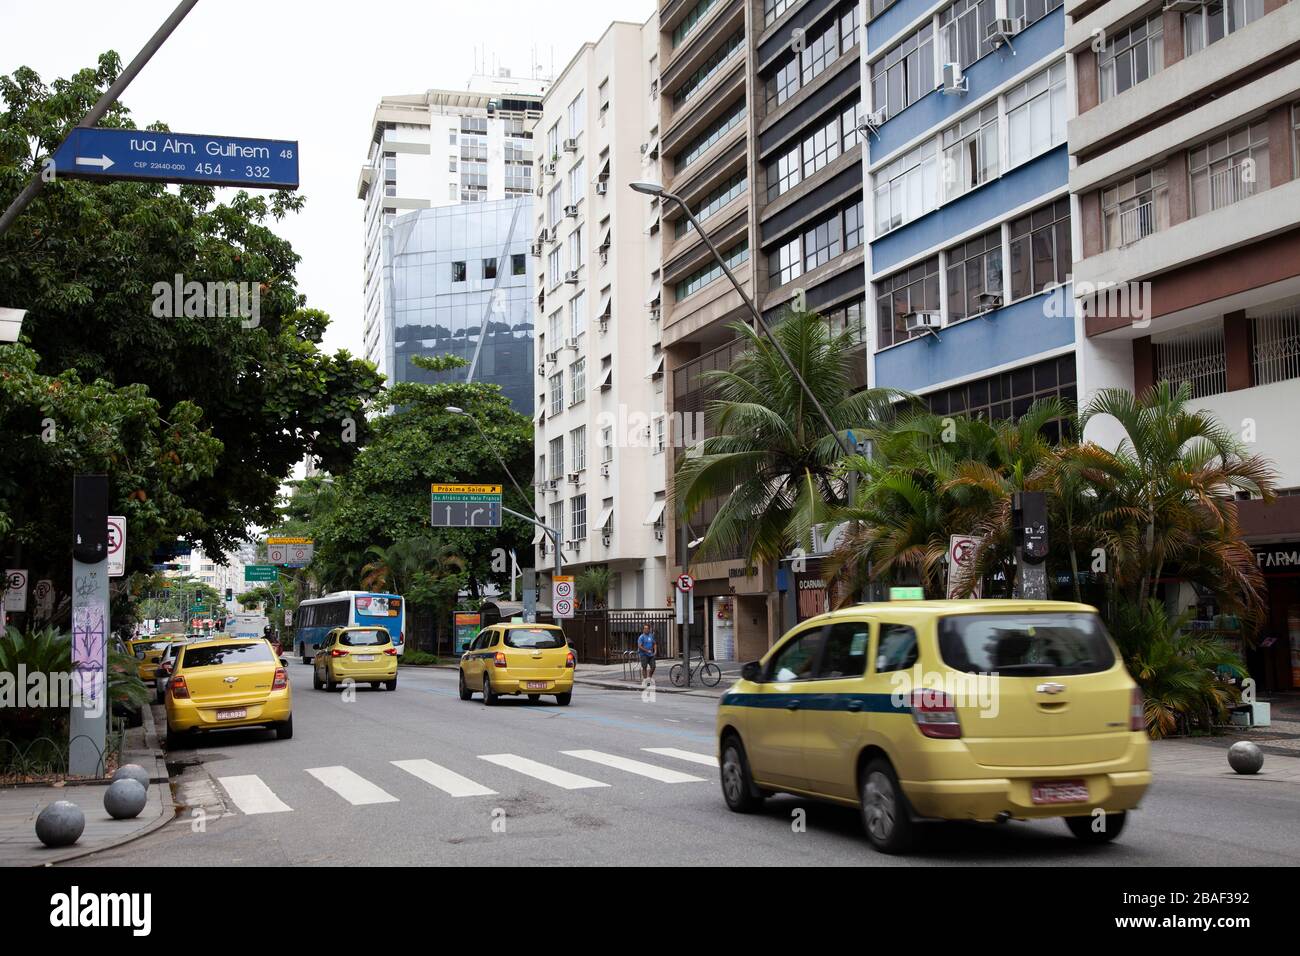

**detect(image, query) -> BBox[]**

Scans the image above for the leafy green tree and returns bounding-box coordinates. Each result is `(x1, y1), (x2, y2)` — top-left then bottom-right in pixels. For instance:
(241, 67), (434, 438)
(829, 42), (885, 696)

(0, 54), (384, 573)
(675, 312), (902, 566)
(576, 566), (611, 608)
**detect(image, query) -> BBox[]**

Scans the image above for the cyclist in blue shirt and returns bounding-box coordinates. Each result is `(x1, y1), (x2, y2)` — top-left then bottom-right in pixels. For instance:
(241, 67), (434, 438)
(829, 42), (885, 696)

(636, 624), (657, 681)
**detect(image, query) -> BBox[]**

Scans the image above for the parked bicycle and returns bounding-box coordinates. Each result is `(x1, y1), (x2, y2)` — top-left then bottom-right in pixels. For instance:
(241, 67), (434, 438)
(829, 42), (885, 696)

(669, 653), (721, 687)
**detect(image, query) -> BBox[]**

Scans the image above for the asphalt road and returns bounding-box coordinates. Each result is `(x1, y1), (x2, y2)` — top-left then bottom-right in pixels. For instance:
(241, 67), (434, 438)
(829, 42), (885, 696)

(69, 661), (1300, 867)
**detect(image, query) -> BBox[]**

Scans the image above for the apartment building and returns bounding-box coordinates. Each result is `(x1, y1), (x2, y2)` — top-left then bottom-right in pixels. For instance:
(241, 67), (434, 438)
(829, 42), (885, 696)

(531, 17), (669, 609)
(1066, 0), (1300, 690)
(358, 75), (547, 382)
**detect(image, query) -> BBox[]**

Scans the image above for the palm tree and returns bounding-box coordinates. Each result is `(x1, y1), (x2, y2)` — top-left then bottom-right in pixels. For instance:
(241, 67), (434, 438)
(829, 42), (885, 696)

(576, 566), (612, 608)
(674, 312), (904, 566)
(1074, 381), (1276, 622)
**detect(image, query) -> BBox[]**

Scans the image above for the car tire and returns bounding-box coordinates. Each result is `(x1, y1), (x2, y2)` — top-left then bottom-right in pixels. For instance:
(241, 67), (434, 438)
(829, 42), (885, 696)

(312, 668), (323, 690)
(1065, 810), (1126, 844)
(458, 671), (472, 701)
(483, 675), (498, 706)
(720, 735), (763, 813)
(325, 671), (337, 692)
(385, 678), (397, 691)
(554, 691), (572, 706)
(859, 758), (915, 854)
(275, 715), (294, 740)
(300, 645), (310, 666)
(155, 686), (165, 705)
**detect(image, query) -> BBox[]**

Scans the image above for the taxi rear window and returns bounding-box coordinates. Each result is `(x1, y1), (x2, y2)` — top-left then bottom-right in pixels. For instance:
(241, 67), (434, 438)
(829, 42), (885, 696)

(181, 643), (275, 668)
(340, 628), (390, 647)
(503, 629), (566, 649)
(132, 641), (168, 657)
(937, 613), (1115, 676)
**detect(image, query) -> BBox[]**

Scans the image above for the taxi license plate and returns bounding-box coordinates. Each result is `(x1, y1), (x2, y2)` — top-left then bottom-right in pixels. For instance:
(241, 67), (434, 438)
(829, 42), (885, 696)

(525, 681), (548, 690)
(216, 708), (247, 721)
(1031, 780), (1088, 805)
(356, 655), (375, 662)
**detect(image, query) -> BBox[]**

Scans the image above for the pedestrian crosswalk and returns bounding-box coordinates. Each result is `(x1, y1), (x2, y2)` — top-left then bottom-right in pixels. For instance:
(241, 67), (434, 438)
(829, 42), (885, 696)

(216, 746), (716, 817)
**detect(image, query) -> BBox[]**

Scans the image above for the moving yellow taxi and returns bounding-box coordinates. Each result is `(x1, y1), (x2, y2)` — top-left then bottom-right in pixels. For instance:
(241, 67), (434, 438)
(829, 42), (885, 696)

(459, 623), (574, 705)
(716, 600), (1150, 853)
(164, 638), (293, 748)
(127, 637), (172, 682)
(312, 626), (399, 691)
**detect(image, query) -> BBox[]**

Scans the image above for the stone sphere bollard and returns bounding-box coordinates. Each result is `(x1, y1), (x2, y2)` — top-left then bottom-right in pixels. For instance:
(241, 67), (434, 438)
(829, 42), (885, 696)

(104, 778), (148, 819)
(112, 763), (151, 789)
(35, 800), (85, 847)
(1227, 740), (1264, 775)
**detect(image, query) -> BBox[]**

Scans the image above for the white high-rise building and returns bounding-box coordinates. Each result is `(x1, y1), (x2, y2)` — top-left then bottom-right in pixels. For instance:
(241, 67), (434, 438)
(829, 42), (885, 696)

(358, 73), (548, 380)
(532, 16), (667, 609)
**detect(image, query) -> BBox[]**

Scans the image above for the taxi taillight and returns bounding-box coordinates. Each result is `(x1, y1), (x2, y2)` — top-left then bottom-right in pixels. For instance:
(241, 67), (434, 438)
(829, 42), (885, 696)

(565, 651), (575, 669)
(170, 675), (190, 699)
(1130, 687), (1145, 732)
(330, 648), (348, 657)
(398, 630), (404, 645)
(272, 668), (288, 690)
(384, 647), (398, 656)
(911, 689), (961, 739)
(493, 651), (507, 667)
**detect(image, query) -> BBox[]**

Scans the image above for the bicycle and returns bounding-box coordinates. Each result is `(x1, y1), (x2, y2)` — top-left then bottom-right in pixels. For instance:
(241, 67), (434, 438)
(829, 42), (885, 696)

(669, 653), (721, 687)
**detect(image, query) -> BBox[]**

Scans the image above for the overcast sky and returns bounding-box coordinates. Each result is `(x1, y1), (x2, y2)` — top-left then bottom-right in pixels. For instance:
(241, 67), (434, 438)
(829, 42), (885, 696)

(0, 0), (655, 356)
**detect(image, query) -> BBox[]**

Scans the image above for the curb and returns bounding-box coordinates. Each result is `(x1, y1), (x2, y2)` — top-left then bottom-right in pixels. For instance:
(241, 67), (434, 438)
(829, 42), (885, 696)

(573, 677), (728, 699)
(32, 704), (178, 867)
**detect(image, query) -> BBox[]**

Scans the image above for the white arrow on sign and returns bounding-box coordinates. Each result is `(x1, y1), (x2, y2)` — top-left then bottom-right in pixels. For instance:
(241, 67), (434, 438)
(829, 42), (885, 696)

(75, 155), (114, 170)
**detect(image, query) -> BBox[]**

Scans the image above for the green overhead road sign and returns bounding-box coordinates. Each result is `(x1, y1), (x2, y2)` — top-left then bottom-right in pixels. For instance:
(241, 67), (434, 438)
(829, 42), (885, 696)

(431, 483), (503, 528)
(244, 565), (278, 582)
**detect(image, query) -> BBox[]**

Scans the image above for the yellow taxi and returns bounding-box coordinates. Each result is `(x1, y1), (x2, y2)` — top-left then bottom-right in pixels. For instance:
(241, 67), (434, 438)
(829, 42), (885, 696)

(459, 623), (574, 706)
(716, 600), (1150, 853)
(127, 637), (173, 682)
(312, 626), (399, 691)
(164, 638), (293, 748)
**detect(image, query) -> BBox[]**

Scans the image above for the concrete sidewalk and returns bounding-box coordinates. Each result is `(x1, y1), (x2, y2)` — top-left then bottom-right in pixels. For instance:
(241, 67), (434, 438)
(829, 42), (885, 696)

(572, 659), (743, 698)
(1151, 736), (1300, 784)
(0, 704), (174, 866)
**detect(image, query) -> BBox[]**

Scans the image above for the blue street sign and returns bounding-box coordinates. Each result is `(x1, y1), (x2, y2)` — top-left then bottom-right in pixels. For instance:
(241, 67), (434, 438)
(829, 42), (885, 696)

(52, 128), (299, 190)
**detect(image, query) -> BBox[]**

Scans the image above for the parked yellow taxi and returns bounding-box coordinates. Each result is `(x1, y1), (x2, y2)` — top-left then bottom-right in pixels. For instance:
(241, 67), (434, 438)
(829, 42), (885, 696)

(459, 623), (574, 705)
(164, 638), (292, 747)
(312, 626), (399, 691)
(716, 600), (1150, 853)
(127, 637), (172, 682)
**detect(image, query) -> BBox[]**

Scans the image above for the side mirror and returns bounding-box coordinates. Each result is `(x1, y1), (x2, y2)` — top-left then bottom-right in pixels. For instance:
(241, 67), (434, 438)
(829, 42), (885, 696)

(741, 660), (762, 683)
(280, 657), (289, 668)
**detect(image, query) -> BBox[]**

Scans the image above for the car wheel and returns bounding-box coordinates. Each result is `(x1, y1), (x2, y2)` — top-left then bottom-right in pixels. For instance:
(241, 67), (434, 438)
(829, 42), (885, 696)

(458, 671), (472, 701)
(1065, 810), (1126, 844)
(483, 675), (498, 706)
(720, 735), (763, 813)
(312, 668), (323, 690)
(325, 670), (337, 692)
(859, 758), (915, 854)
(155, 686), (165, 705)
(554, 691), (572, 706)
(385, 678), (397, 691)
(300, 645), (310, 666)
(275, 715), (294, 740)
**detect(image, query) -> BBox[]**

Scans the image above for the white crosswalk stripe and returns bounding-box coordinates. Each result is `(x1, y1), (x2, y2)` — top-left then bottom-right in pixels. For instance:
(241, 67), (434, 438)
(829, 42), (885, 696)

(642, 747), (719, 768)
(218, 774), (293, 815)
(392, 759), (497, 797)
(306, 765), (399, 805)
(478, 753), (609, 790)
(562, 750), (706, 783)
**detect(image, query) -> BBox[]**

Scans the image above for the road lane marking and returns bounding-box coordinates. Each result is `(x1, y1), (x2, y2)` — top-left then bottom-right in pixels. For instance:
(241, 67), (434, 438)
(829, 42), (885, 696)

(478, 753), (609, 790)
(306, 766), (399, 805)
(217, 775), (293, 814)
(392, 759), (497, 797)
(642, 747), (719, 768)
(561, 750), (706, 783)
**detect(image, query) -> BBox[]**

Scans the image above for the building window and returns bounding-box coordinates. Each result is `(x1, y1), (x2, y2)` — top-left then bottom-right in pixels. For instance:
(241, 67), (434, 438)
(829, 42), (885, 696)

(939, 0), (997, 72)
(1007, 61), (1067, 168)
(1102, 165), (1168, 249)
(550, 502), (564, 543)
(946, 229), (1003, 322)
(1153, 320), (1227, 399)
(941, 104), (998, 202)
(549, 436), (564, 479)
(548, 309), (562, 344)
(547, 122), (560, 160)
(1008, 197), (1070, 301)
(844, 200), (864, 250)
(568, 159), (585, 204)
(571, 426), (587, 472)
(570, 358), (586, 404)
(764, 0), (794, 25)
(1098, 14), (1163, 101)
(1006, 0), (1064, 29)
(870, 0), (897, 19)
(451, 261), (467, 283)
(873, 139), (939, 235)
(800, 20), (840, 86)
(567, 91), (585, 139)
(568, 224), (584, 270)
(674, 30), (744, 110)
(1184, 0), (1266, 57)
(803, 217), (843, 272)
(1251, 303), (1300, 386)
(549, 373), (564, 418)
(547, 185), (564, 228)
(548, 247), (563, 289)
(675, 241), (749, 300)
(571, 495), (587, 541)
(926, 354), (1077, 438)
(672, 0), (717, 48)
(870, 22), (934, 120)
(825, 298), (866, 344)
(840, 4), (861, 50)
(483, 258), (497, 281)
(653, 416), (666, 454)
(601, 426), (614, 462)
(675, 100), (746, 173)
(675, 171), (746, 238)
(876, 257), (940, 349)
(512, 253), (527, 276)
(769, 237), (802, 286)
(570, 290), (586, 340)
(802, 116), (841, 179)
(766, 143), (803, 201)
(1189, 121), (1269, 216)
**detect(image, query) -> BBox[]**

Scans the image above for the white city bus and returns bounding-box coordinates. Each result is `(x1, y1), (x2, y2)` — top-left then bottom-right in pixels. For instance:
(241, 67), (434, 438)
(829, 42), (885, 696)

(294, 591), (406, 661)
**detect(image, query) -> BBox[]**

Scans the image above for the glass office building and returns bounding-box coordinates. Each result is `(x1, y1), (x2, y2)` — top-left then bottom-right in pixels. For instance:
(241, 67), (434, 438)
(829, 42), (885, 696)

(383, 197), (535, 413)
